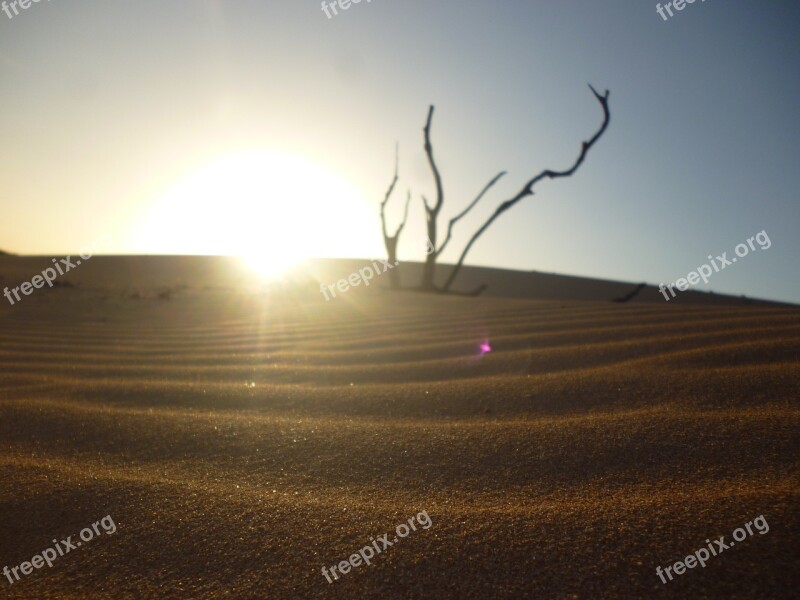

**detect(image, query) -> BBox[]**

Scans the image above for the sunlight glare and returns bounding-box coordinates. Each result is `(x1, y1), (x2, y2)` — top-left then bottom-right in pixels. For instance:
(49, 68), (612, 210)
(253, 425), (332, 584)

(133, 150), (376, 280)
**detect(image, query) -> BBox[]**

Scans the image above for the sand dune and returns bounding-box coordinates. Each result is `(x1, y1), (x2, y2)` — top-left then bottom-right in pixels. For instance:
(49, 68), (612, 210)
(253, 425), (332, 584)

(0, 257), (798, 598)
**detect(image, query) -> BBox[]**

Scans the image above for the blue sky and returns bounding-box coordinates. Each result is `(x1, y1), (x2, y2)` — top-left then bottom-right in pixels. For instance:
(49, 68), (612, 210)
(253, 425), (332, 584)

(1, 0), (798, 302)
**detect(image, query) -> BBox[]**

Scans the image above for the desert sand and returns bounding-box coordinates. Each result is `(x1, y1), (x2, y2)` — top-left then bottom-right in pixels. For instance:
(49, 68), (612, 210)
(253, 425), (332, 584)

(0, 255), (798, 599)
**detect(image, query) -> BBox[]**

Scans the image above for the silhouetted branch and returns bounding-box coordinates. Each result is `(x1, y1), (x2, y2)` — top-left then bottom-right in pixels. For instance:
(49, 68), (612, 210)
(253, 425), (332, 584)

(441, 85), (611, 293)
(437, 171), (506, 256)
(380, 142), (400, 240)
(379, 143), (409, 290)
(421, 106), (444, 290)
(424, 106), (444, 214)
(613, 283), (646, 303)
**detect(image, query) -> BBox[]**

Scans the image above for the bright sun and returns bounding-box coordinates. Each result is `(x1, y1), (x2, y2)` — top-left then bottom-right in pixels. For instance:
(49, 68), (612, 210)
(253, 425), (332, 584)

(134, 150), (376, 280)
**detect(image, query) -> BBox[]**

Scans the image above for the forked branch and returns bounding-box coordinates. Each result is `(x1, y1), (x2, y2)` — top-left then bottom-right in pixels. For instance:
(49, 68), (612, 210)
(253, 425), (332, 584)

(380, 143), (400, 239)
(379, 144), (410, 290)
(441, 85), (611, 293)
(423, 106), (444, 214)
(420, 106), (445, 290)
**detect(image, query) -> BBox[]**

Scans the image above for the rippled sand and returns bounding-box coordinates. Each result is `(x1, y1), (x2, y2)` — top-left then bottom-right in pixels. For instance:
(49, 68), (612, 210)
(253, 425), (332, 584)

(0, 260), (798, 598)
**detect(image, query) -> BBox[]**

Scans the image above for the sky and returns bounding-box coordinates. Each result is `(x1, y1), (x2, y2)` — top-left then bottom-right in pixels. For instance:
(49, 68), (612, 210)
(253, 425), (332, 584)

(1, 0), (798, 302)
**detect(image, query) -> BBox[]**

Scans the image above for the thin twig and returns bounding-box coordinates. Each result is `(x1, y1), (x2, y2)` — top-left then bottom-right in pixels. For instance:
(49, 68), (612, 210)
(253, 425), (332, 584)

(437, 171), (506, 256)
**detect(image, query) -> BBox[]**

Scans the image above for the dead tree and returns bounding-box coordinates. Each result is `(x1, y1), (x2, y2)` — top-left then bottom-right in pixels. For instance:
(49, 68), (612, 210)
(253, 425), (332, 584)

(419, 85), (611, 294)
(380, 144), (411, 290)
(420, 107), (506, 292)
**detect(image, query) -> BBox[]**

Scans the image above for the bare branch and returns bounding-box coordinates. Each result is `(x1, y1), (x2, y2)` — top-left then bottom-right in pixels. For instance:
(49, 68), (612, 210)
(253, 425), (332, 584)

(420, 106), (445, 290)
(380, 143), (399, 239)
(438, 171), (506, 257)
(423, 106), (444, 214)
(379, 143), (408, 290)
(441, 85), (611, 293)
